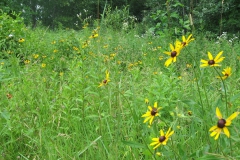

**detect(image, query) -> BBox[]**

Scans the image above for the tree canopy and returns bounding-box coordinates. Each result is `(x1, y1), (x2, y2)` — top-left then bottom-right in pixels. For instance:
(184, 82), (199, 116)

(1, 0), (240, 34)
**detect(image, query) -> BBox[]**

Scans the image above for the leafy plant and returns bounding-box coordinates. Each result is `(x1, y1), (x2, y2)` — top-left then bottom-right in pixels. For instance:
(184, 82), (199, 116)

(0, 10), (26, 58)
(102, 5), (137, 31)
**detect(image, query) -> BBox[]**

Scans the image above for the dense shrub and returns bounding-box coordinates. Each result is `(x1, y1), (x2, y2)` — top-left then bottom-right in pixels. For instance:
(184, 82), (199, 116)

(0, 10), (26, 59)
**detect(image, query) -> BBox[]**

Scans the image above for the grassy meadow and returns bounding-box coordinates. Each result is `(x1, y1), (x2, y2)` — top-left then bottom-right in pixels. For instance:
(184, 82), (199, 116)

(0, 24), (240, 159)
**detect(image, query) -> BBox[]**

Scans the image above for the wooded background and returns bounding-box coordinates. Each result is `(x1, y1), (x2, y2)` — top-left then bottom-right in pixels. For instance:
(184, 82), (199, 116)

(1, 0), (240, 35)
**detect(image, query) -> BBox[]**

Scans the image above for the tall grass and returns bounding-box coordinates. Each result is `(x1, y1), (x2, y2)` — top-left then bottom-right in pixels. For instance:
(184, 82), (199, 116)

(0, 25), (240, 159)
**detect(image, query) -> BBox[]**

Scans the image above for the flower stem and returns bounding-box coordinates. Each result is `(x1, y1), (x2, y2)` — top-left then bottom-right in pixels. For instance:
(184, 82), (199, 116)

(142, 137), (156, 159)
(213, 67), (228, 116)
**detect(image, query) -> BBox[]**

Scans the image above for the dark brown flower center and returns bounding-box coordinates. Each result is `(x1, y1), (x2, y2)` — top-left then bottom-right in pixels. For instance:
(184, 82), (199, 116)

(159, 136), (166, 142)
(208, 60), (215, 65)
(151, 107), (158, 116)
(103, 79), (107, 84)
(188, 111), (192, 116)
(217, 119), (226, 128)
(171, 51), (177, 57)
(224, 73), (229, 77)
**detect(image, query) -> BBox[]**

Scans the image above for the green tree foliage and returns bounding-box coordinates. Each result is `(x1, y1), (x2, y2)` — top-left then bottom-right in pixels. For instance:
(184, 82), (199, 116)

(1, 0), (240, 34)
(144, 0), (240, 35)
(192, 0), (240, 34)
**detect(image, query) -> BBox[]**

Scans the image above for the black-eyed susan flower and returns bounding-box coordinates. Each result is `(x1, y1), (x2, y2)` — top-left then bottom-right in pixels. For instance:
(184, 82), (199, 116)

(218, 67), (232, 80)
(187, 111), (192, 116)
(18, 38), (25, 43)
(89, 30), (99, 39)
(209, 107), (238, 140)
(98, 70), (110, 87)
(141, 102), (161, 125)
(181, 34), (194, 47)
(82, 40), (89, 48)
(41, 63), (46, 68)
(150, 128), (174, 149)
(89, 33), (98, 38)
(6, 93), (13, 99)
(73, 46), (79, 51)
(200, 51), (225, 67)
(24, 60), (30, 64)
(164, 41), (182, 67)
(82, 23), (89, 29)
(156, 152), (161, 156)
(33, 54), (39, 59)
(53, 49), (58, 53)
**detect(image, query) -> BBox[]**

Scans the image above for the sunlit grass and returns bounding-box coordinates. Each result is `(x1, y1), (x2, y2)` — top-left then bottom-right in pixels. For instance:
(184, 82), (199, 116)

(0, 26), (240, 159)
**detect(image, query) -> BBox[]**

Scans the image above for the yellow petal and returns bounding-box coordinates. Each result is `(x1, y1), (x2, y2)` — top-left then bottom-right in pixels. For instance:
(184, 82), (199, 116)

(153, 143), (161, 150)
(223, 127), (230, 138)
(162, 141), (167, 145)
(141, 112), (151, 117)
(209, 125), (218, 131)
(148, 106), (152, 111)
(200, 59), (208, 63)
(160, 129), (164, 136)
(150, 141), (159, 146)
(215, 57), (225, 63)
(149, 116), (154, 125)
(210, 131), (218, 137)
(226, 112), (238, 121)
(154, 102), (158, 108)
(216, 107), (222, 119)
(214, 51), (223, 61)
(212, 64), (221, 67)
(164, 58), (172, 67)
(165, 128), (171, 136)
(200, 63), (208, 67)
(182, 36), (186, 42)
(164, 51), (171, 55)
(152, 138), (159, 142)
(214, 132), (220, 140)
(143, 116), (151, 123)
(167, 130), (174, 138)
(173, 56), (177, 62)
(207, 52), (213, 60)
(186, 34), (193, 41)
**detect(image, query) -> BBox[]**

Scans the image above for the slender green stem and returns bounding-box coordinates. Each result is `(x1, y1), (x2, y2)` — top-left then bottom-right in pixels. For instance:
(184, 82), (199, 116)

(142, 137), (156, 160)
(186, 48), (212, 147)
(213, 67), (228, 116)
(170, 138), (180, 159)
(213, 67), (232, 155)
(187, 49), (211, 115)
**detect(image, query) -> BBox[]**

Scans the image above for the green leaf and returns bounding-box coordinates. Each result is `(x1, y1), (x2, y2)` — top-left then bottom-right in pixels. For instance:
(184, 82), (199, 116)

(230, 93), (240, 102)
(196, 154), (225, 160)
(181, 99), (197, 107)
(122, 141), (146, 148)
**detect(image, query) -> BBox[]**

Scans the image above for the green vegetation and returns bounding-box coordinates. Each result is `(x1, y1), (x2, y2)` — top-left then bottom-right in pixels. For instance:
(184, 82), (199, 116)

(0, 7), (240, 160)
(1, 0), (240, 35)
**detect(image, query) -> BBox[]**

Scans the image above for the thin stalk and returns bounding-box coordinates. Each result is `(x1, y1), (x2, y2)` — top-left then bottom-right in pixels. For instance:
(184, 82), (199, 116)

(213, 67), (232, 155)
(170, 138), (180, 159)
(213, 67), (228, 116)
(187, 49), (209, 115)
(186, 48), (212, 147)
(142, 137), (156, 160)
